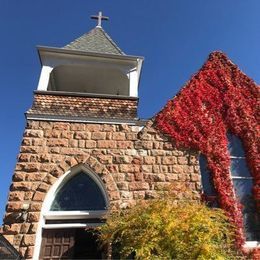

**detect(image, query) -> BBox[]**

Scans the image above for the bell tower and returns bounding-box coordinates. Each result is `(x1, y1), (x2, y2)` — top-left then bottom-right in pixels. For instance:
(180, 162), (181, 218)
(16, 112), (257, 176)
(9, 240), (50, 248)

(30, 12), (143, 124)
(2, 12), (144, 260)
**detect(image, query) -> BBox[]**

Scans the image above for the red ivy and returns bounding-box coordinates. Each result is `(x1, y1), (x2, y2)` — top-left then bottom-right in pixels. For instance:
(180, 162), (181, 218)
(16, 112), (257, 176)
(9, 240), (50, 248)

(155, 51), (259, 249)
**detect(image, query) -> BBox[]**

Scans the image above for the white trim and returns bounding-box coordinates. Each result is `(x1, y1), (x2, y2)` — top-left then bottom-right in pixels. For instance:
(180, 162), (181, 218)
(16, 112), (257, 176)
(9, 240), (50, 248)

(244, 241), (260, 248)
(42, 223), (103, 229)
(33, 164), (109, 260)
(37, 45), (144, 61)
(45, 210), (107, 220)
(232, 176), (253, 180)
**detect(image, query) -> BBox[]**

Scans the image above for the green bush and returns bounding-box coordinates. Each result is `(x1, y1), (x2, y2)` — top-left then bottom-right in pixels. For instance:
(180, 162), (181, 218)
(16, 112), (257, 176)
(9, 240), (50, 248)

(99, 198), (239, 260)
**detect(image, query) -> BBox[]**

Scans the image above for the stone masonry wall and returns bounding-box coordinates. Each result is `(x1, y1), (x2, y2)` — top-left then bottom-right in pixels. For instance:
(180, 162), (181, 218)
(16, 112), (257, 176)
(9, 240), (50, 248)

(2, 119), (201, 259)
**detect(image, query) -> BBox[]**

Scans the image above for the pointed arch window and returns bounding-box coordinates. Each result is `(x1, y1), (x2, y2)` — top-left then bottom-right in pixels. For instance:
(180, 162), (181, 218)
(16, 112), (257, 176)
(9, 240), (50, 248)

(50, 172), (107, 211)
(199, 134), (259, 242)
(41, 165), (109, 223)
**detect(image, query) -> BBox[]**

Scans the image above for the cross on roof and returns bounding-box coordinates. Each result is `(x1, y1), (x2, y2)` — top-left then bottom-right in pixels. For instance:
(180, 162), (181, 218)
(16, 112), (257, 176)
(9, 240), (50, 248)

(91, 11), (109, 28)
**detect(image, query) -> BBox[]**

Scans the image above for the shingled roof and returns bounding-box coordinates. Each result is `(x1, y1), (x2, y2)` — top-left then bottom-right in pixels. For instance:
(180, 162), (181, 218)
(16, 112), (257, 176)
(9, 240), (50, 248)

(63, 27), (125, 55)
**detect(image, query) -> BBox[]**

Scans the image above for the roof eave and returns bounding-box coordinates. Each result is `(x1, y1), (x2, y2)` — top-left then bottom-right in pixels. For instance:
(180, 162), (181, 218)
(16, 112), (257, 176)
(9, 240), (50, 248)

(37, 45), (144, 63)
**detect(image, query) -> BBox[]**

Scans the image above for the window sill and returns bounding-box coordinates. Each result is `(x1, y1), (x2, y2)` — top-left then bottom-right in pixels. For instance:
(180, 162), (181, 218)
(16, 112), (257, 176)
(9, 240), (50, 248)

(44, 210), (108, 220)
(244, 241), (260, 248)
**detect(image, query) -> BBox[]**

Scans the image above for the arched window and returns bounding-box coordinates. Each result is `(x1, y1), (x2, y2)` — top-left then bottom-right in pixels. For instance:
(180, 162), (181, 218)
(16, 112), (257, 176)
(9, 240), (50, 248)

(50, 172), (106, 211)
(43, 165), (109, 218)
(199, 134), (259, 242)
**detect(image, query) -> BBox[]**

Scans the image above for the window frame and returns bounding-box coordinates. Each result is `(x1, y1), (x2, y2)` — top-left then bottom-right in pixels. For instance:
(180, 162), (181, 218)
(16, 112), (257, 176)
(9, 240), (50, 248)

(199, 134), (259, 248)
(227, 135), (259, 247)
(42, 164), (109, 226)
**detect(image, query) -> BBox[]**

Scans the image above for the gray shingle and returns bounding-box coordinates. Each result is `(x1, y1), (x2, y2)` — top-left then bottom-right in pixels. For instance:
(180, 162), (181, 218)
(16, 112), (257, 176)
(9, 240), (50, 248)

(63, 27), (125, 55)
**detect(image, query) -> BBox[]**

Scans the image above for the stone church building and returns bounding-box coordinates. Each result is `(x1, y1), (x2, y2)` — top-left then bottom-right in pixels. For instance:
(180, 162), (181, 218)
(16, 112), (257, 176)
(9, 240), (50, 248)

(1, 13), (259, 259)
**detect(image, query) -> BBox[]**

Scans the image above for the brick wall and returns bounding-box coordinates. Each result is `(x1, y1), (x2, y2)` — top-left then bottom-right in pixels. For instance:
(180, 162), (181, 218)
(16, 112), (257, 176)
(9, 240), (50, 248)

(2, 120), (201, 259)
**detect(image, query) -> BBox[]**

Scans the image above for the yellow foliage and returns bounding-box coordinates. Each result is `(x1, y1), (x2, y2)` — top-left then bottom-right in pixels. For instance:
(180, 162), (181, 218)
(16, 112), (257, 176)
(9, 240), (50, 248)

(99, 198), (241, 260)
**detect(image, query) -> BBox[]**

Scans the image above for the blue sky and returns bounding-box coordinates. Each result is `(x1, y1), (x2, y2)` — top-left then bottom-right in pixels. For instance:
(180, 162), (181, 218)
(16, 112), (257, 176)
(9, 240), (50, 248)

(0, 0), (259, 221)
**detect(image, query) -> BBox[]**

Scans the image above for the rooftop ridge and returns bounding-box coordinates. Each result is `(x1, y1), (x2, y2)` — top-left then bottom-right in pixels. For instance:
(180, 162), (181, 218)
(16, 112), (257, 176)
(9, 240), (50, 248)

(63, 27), (125, 55)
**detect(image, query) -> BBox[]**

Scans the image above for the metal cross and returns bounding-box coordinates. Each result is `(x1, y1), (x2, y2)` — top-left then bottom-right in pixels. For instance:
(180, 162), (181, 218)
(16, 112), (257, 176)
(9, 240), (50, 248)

(91, 11), (109, 27)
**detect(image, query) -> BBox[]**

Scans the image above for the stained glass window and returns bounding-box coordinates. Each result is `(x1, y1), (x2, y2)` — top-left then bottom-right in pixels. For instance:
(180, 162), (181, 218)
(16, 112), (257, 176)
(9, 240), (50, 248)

(50, 172), (106, 211)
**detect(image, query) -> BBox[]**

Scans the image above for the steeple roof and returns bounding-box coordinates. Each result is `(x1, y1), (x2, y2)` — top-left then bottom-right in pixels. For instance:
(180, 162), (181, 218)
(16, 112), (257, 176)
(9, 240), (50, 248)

(63, 26), (125, 55)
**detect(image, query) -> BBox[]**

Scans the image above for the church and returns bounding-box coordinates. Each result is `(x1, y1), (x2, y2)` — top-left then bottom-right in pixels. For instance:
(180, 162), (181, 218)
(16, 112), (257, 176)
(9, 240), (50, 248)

(1, 12), (259, 259)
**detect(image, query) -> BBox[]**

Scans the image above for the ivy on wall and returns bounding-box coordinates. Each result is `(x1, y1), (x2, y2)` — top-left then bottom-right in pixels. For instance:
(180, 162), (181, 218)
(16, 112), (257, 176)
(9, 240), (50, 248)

(155, 51), (259, 250)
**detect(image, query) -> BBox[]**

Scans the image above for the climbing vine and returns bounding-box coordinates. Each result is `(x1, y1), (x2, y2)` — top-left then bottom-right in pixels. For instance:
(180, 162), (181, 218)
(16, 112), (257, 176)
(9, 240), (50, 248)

(155, 51), (259, 250)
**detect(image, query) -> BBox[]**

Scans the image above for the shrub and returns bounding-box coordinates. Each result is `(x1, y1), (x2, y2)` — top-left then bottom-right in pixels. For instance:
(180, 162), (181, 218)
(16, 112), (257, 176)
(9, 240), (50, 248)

(99, 198), (239, 259)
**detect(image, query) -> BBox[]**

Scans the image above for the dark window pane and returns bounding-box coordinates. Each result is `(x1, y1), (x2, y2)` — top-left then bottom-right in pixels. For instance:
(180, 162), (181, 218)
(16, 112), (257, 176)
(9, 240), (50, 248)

(227, 133), (245, 157)
(230, 158), (251, 177)
(199, 156), (217, 196)
(50, 172), (106, 211)
(233, 179), (260, 241)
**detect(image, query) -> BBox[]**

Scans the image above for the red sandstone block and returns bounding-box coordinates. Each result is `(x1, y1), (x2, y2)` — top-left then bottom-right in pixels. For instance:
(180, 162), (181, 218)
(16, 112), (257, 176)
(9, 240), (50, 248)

(91, 132), (106, 140)
(25, 246), (34, 258)
(25, 173), (44, 181)
(112, 132), (126, 140)
(21, 234), (35, 246)
(33, 192), (45, 202)
(177, 157), (188, 165)
(30, 203), (41, 212)
(13, 173), (25, 181)
(162, 156), (177, 165)
(144, 156), (156, 164)
(133, 191), (145, 199)
(39, 121), (53, 129)
(129, 182), (149, 191)
(26, 121), (39, 129)
(6, 202), (22, 212)
(126, 133), (137, 140)
(102, 124), (116, 132)
(9, 191), (24, 201)
(44, 129), (60, 138)
(20, 223), (30, 234)
(53, 122), (70, 131)
(74, 132), (90, 139)
(117, 141), (133, 149)
(85, 140), (97, 148)
(46, 139), (68, 147)
(28, 223), (38, 234)
(141, 165), (152, 173)
(191, 174), (200, 182)
(85, 124), (101, 132)
(108, 191), (121, 200)
(20, 146), (39, 154)
(21, 138), (31, 146)
(70, 123), (85, 131)
(97, 140), (116, 149)
(27, 212), (40, 222)
(120, 164), (140, 173)
(11, 182), (32, 191)
(24, 130), (43, 138)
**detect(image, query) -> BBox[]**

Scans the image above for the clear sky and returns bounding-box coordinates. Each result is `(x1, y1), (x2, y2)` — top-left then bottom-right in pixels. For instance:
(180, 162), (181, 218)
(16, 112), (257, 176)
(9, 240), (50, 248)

(0, 0), (259, 222)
